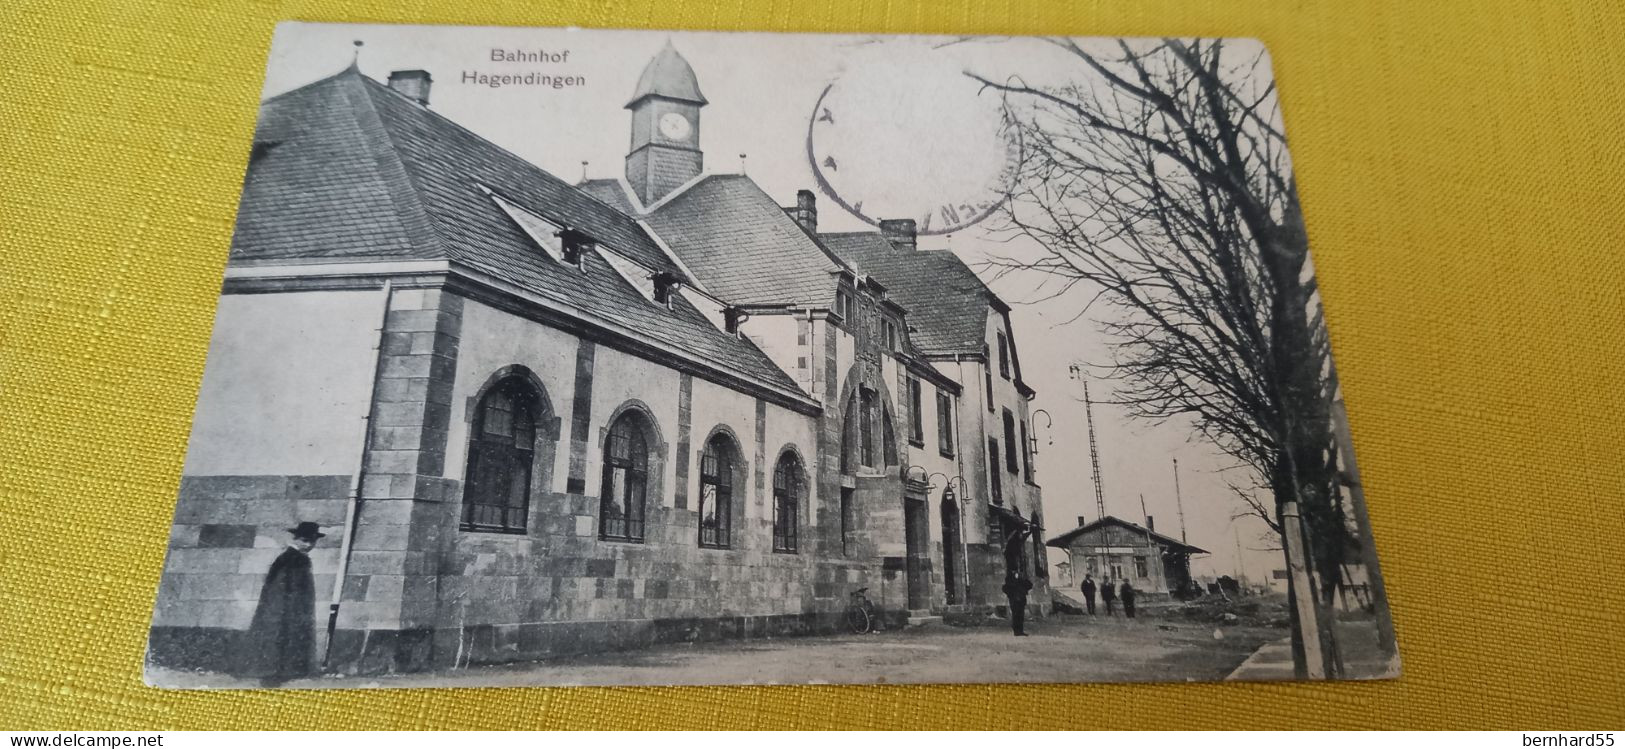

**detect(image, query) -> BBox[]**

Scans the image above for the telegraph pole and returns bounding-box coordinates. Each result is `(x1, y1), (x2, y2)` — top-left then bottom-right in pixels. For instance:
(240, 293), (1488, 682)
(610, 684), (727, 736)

(1072, 365), (1110, 580)
(1081, 375), (1107, 522)
(1172, 458), (1188, 544)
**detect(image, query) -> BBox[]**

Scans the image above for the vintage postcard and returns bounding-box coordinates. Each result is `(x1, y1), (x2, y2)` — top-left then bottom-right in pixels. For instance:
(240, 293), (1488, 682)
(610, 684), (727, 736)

(145, 21), (1398, 689)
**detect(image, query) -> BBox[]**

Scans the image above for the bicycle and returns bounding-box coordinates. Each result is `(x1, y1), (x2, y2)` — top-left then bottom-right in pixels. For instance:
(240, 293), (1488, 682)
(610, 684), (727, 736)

(846, 587), (878, 634)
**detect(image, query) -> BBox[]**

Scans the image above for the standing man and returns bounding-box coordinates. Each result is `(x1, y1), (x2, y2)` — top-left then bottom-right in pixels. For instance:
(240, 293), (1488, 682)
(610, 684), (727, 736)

(1080, 573), (1097, 615)
(1002, 571), (1033, 636)
(1101, 575), (1117, 616)
(241, 521), (322, 686)
(1120, 579), (1137, 619)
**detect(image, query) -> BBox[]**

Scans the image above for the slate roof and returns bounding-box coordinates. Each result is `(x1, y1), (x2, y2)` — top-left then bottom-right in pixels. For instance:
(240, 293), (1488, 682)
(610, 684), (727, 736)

(577, 178), (641, 215)
(627, 41), (707, 106)
(818, 232), (996, 355)
(1045, 515), (1209, 555)
(644, 175), (847, 307)
(231, 66), (802, 400)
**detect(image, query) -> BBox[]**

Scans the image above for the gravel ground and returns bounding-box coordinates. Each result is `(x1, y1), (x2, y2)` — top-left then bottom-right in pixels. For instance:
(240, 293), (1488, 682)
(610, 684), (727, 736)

(150, 613), (1284, 691)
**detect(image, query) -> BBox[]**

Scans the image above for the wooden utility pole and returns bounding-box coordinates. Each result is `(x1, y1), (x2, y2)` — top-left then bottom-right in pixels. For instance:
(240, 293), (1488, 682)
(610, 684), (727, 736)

(1281, 501), (1326, 679)
(1330, 394), (1397, 658)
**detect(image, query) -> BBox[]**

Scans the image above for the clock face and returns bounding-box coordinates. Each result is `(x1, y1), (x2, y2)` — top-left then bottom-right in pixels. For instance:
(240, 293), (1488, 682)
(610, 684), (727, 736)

(658, 112), (693, 142)
(807, 40), (1018, 236)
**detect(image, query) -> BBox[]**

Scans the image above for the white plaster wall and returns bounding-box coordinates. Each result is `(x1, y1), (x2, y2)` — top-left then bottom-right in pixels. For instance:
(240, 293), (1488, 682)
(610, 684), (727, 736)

(905, 384), (959, 497)
(762, 402), (820, 527)
(688, 376), (764, 515)
(443, 298), (582, 490)
(740, 313), (805, 394)
(834, 321), (855, 394)
(182, 289), (384, 476)
(587, 345), (683, 507)
(983, 310), (1039, 517)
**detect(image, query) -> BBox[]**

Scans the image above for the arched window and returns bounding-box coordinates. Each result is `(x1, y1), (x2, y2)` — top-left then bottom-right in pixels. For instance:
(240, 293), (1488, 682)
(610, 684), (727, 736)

(462, 377), (542, 533)
(600, 412), (649, 542)
(772, 452), (802, 553)
(699, 434), (737, 548)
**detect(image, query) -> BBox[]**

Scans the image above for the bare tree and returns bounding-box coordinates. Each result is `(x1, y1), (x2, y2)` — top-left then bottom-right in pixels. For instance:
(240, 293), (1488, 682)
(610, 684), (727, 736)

(968, 37), (1360, 675)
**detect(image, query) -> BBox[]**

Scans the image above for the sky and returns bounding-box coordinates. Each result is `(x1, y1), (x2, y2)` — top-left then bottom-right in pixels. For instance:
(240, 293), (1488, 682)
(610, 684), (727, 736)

(262, 22), (1295, 583)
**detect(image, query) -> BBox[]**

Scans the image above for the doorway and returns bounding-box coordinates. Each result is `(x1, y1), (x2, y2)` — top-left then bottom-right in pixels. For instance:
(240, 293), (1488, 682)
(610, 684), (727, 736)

(903, 497), (930, 610)
(939, 497), (961, 605)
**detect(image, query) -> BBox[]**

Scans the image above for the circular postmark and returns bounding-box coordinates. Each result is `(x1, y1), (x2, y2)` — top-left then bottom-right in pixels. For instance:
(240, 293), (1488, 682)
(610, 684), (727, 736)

(806, 39), (1020, 236)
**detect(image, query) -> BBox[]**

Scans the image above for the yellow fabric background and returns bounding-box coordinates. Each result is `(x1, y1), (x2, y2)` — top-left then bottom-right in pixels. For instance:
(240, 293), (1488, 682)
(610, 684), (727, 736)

(2, 0), (1622, 729)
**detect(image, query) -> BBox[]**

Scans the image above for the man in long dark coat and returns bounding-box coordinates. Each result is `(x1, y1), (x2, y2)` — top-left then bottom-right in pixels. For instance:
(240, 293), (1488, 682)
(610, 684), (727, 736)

(1120, 579), (1137, 619)
(1080, 574), (1097, 615)
(241, 521), (322, 686)
(1101, 576), (1117, 615)
(1002, 571), (1033, 636)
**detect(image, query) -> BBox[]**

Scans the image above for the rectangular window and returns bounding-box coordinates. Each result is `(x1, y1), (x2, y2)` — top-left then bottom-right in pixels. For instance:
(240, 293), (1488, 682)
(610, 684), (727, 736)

(1003, 409), (1019, 474)
(988, 438), (1002, 504)
(907, 378), (924, 446)
(835, 289), (852, 321)
(883, 318), (900, 352)
(1021, 420), (1033, 482)
(1135, 556), (1149, 579)
(936, 390), (955, 456)
(983, 345), (994, 412)
(997, 332), (1011, 380)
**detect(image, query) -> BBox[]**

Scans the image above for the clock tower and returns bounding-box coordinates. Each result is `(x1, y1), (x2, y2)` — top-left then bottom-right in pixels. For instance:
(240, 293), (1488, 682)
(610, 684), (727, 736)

(625, 41), (708, 206)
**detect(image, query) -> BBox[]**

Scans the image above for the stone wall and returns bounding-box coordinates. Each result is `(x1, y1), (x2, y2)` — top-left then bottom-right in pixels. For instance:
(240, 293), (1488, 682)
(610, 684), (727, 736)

(147, 474), (350, 672)
(153, 280), (1007, 676)
(394, 291), (865, 671)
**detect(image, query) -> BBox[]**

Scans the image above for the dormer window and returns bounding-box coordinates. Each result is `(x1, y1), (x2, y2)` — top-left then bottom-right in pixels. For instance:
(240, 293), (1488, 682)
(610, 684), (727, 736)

(653, 272), (679, 307)
(555, 227), (594, 269)
(835, 288), (853, 321)
(724, 307), (747, 335)
(486, 187), (568, 264)
(601, 247), (676, 309)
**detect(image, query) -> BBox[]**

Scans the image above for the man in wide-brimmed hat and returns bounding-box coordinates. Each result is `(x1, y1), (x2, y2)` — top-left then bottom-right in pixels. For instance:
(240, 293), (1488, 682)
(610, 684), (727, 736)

(240, 521), (324, 686)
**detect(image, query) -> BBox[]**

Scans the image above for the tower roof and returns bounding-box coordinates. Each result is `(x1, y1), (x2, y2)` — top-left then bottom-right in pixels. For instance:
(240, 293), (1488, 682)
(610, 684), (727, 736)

(626, 40), (708, 107)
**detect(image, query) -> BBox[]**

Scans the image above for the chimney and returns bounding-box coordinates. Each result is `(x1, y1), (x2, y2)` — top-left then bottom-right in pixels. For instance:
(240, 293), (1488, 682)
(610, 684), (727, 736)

(387, 70), (433, 106)
(879, 218), (916, 251)
(1147, 515), (1155, 532)
(1077, 515), (1087, 528)
(785, 190), (818, 233)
